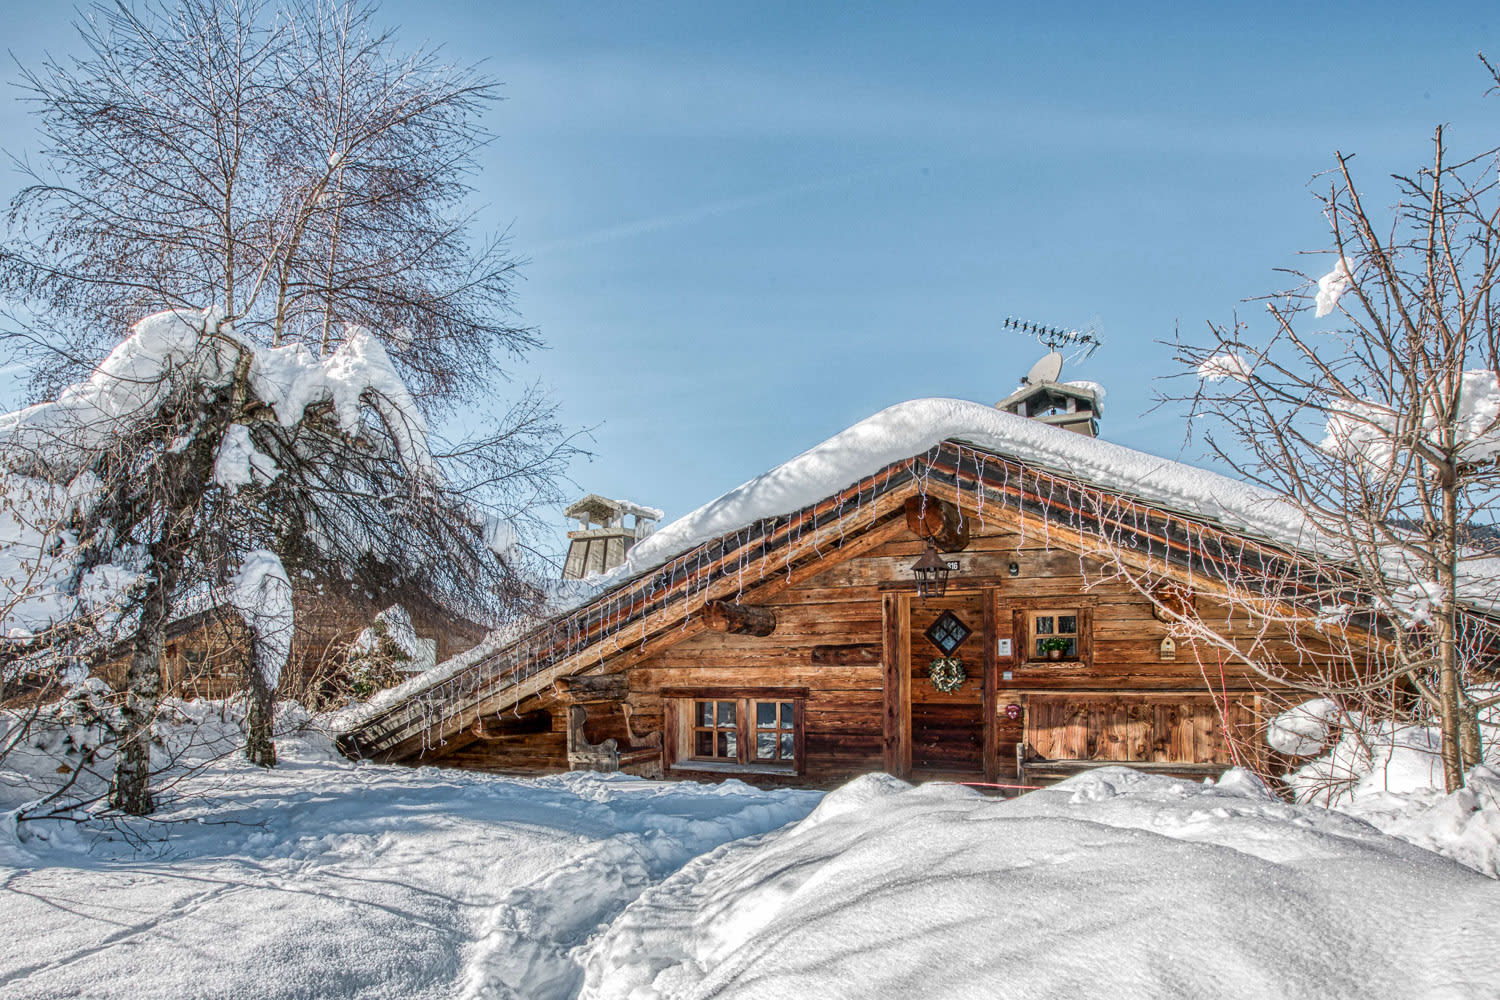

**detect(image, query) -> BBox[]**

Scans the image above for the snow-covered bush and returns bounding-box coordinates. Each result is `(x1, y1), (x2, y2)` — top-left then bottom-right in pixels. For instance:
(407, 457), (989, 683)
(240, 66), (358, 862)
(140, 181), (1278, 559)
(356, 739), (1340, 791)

(0, 684), (334, 817)
(1269, 696), (1500, 806)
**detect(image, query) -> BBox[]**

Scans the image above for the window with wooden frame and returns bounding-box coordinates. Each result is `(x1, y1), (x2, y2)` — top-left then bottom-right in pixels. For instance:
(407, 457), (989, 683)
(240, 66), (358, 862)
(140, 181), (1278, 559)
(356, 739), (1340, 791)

(691, 700), (740, 761)
(1019, 608), (1092, 664)
(665, 689), (807, 774)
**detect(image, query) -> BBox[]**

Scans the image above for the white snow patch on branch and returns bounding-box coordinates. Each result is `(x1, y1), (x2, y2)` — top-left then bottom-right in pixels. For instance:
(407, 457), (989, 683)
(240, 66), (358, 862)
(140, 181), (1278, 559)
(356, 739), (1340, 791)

(1314, 256), (1354, 317)
(228, 550), (293, 691)
(483, 516), (519, 561)
(0, 473), (137, 639)
(0, 309), (235, 474)
(1322, 371), (1500, 470)
(249, 327), (433, 475)
(1196, 352), (1254, 383)
(212, 424), (280, 491)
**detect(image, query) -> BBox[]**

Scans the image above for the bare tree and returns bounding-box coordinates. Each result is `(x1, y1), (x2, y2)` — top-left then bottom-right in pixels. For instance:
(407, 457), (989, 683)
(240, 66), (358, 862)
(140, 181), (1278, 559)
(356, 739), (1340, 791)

(1101, 124), (1500, 794)
(2, 0), (535, 407)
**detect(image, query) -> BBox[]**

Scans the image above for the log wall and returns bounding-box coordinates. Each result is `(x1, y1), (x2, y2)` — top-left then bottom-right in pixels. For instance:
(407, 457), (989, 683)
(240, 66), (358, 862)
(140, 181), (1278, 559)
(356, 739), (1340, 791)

(430, 517), (1298, 785)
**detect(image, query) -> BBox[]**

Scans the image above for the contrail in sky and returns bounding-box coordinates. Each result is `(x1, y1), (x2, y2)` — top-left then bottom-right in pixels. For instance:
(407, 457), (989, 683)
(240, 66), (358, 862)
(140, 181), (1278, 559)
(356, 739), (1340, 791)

(533, 162), (924, 255)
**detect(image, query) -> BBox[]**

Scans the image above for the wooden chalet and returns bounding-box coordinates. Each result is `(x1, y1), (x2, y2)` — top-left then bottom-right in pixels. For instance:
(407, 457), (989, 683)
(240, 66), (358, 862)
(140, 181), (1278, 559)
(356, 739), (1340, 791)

(335, 391), (1380, 789)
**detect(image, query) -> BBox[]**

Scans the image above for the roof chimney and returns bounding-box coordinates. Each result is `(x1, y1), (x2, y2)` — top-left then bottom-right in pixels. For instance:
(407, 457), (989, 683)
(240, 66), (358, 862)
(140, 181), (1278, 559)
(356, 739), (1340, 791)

(561, 494), (663, 579)
(995, 349), (1103, 437)
(995, 380), (1103, 437)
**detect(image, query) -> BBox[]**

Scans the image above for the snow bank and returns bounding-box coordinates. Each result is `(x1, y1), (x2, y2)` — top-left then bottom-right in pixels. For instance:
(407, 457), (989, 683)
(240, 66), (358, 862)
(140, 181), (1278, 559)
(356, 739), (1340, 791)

(1266, 697), (1342, 756)
(580, 768), (1500, 1000)
(1341, 765), (1500, 877)
(1271, 694), (1500, 808)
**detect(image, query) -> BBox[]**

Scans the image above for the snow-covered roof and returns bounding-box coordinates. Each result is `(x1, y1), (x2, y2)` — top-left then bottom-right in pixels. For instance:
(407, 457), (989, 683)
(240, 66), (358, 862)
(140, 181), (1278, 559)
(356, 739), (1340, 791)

(583, 397), (1312, 594)
(335, 396), (1500, 745)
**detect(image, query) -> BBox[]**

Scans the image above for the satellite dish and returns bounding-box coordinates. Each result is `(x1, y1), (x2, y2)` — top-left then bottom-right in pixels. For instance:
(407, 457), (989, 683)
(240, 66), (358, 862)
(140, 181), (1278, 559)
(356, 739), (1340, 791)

(1024, 350), (1064, 385)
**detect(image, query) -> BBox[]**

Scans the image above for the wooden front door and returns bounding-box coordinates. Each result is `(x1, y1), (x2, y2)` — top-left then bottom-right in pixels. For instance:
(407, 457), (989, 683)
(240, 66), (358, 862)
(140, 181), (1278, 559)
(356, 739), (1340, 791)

(908, 591), (988, 780)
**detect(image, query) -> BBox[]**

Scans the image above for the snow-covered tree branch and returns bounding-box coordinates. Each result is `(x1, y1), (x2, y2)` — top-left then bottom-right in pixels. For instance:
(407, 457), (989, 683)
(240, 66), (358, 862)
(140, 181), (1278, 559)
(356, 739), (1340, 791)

(0, 308), (545, 813)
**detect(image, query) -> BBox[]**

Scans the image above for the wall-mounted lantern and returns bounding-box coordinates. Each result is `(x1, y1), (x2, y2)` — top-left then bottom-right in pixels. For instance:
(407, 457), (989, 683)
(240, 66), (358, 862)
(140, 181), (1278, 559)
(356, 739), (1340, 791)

(911, 540), (960, 598)
(1008, 561), (1020, 577)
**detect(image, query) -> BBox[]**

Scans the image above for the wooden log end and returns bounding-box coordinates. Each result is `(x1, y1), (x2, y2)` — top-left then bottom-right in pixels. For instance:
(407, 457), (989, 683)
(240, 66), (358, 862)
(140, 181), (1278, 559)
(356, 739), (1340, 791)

(704, 600), (777, 636)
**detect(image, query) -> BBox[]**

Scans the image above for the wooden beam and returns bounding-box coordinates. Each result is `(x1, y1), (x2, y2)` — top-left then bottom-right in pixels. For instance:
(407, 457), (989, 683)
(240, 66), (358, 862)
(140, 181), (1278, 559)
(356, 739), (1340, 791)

(703, 600), (777, 637)
(904, 496), (970, 552)
(555, 674), (630, 704)
(982, 588), (998, 784)
(810, 643), (882, 666)
(469, 709), (552, 741)
(882, 592), (912, 778)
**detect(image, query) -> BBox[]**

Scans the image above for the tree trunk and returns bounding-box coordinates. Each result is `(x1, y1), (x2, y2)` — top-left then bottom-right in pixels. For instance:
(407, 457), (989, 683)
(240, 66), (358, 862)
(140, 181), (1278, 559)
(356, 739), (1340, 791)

(109, 567), (170, 815)
(1459, 701), (1483, 769)
(1437, 477), (1465, 792)
(244, 662), (277, 768)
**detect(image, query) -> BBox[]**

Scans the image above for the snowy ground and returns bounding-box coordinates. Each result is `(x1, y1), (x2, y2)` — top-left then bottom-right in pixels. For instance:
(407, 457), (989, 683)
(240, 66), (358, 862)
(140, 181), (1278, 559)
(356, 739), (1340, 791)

(583, 770), (1500, 999)
(0, 720), (817, 1000)
(3, 710), (1500, 1000)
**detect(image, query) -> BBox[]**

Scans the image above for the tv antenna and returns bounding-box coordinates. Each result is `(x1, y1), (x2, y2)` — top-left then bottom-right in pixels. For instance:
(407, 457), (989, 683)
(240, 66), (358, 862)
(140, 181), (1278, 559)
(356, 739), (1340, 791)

(1002, 316), (1102, 359)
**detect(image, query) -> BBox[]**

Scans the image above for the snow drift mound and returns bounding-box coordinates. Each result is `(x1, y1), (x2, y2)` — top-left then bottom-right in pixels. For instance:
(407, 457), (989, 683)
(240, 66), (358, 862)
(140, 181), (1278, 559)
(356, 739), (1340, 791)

(580, 767), (1500, 1000)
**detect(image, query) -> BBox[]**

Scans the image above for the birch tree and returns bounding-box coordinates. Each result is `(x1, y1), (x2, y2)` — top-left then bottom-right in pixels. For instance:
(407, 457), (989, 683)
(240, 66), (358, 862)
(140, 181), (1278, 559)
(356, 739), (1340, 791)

(1, 0), (534, 406)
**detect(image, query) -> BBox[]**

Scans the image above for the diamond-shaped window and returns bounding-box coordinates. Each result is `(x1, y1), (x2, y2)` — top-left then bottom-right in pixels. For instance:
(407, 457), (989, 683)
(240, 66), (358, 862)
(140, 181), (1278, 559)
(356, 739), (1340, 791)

(924, 611), (971, 655)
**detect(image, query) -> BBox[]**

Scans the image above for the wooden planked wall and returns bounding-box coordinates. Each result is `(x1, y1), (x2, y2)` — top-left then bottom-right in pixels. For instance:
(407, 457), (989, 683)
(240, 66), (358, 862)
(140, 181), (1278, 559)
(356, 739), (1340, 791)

(429, 516), (1299, 783)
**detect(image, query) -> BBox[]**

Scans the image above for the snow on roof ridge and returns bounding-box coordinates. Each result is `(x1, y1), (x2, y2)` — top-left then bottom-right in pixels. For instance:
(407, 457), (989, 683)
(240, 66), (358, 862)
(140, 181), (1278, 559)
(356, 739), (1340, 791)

(598, 397), (1311, 587)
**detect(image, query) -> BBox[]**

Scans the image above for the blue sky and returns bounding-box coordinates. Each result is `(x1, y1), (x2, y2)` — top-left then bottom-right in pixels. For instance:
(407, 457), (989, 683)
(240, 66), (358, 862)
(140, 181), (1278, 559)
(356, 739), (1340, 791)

(4, 2), (1499, 551)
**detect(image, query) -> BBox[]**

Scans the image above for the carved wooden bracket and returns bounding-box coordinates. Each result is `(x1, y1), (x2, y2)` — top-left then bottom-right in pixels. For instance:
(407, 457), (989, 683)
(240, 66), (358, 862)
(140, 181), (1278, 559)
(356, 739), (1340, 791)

(567, 701), (662, 774)
(904, 496), (971, 553)
(704, 600), (777, 637)
(567, 703), (618, 757)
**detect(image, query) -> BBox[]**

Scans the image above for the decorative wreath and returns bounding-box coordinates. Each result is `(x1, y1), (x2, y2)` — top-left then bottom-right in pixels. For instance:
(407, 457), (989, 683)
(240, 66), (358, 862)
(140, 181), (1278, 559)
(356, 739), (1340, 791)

(928, 657), (966, 693)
